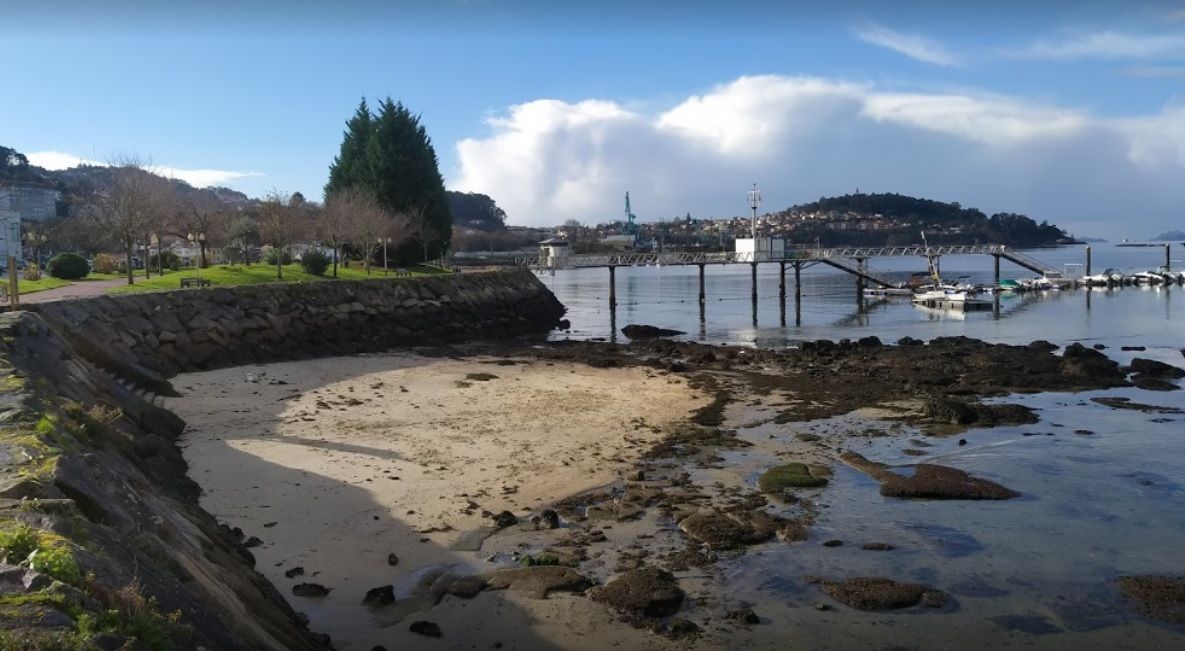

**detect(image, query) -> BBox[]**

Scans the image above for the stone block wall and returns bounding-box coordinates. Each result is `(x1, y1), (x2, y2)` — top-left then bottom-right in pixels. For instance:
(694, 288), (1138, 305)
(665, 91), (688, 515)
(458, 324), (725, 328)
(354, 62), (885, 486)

(29, 269), (566, 386)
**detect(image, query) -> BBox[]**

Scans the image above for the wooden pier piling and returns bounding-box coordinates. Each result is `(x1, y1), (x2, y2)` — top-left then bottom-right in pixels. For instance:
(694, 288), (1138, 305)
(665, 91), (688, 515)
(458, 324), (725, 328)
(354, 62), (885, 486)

(608, 265), (616, 310)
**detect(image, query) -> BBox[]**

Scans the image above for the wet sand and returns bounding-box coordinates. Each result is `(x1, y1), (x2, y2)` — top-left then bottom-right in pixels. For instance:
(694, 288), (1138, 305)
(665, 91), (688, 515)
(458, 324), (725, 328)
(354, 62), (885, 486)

(167, 352), (707, 650)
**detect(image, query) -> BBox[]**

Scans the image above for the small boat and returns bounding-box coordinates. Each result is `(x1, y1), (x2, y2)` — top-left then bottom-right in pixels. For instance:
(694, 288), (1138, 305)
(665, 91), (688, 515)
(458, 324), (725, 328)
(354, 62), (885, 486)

(998, 278), (1021, 291)
(864, 286), (914, 297)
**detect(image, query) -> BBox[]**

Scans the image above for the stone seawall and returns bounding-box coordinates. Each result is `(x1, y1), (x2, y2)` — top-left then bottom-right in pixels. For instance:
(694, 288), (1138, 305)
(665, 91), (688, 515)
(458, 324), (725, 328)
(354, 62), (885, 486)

(0, 269), (566, 648)
(29, 269), (566, 390)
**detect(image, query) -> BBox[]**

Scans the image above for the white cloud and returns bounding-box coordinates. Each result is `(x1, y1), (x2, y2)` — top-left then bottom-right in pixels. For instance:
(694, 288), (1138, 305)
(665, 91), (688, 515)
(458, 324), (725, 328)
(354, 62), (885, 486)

(1016, 30), (1185, 60)
(452, 75), (1185, 239)
(25, 150), (262, 188)
(854, 24), (961, 67)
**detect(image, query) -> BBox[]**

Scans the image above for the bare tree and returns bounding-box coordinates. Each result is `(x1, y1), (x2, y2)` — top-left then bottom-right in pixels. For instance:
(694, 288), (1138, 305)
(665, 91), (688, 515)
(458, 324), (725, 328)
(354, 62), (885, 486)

(405, 203), (432, 264)
(257, 190), (301, 280)
(80, 157), (171, 285)
(169, 192), (227, 268)
(322, 188), (368, 278)
(346, 195), (390, 275)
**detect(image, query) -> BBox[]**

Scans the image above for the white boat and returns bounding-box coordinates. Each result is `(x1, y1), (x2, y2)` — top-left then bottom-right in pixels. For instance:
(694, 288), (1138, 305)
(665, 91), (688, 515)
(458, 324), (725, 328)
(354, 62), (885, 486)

(1133, 270), (1164, 285)
(864, 287), (914, 297)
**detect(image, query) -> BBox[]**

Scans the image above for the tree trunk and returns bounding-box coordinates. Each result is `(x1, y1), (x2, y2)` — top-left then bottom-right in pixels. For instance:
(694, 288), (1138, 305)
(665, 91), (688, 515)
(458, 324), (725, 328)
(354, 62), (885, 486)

(144, 236), (151, 279)
(200, 241), (208, 268)
(125, 245), (134, 285)
(276, 248), (282, 280)
(332, 241), (338, 278)
(244, 241), (251, 267)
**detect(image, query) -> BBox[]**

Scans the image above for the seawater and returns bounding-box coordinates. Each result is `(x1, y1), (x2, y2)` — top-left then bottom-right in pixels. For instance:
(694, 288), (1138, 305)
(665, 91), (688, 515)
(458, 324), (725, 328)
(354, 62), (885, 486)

(540, 244), (1185, 352)
(543, 244), (1185, 648)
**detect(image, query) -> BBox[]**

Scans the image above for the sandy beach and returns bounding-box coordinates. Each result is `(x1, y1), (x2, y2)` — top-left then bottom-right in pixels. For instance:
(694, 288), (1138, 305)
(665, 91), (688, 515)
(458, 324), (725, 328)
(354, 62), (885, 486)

(167, 351), (707, 650)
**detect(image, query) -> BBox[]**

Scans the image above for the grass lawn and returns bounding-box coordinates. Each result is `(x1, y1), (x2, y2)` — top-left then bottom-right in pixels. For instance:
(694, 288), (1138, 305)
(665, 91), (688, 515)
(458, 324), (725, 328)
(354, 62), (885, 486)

(105, 263), (450, 294)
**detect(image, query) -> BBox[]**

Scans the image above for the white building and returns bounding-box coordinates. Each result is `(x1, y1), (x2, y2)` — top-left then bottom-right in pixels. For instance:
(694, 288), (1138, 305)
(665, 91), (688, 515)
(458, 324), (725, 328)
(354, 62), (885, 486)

(538, 238), (570, 269)
(735, 237), (785, 262)
(0, 191), (23, 266)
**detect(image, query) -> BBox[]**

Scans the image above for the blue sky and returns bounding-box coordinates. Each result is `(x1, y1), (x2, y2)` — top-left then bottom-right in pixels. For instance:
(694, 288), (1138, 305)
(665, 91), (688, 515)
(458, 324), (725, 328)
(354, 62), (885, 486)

(3, 0), (1185, 238)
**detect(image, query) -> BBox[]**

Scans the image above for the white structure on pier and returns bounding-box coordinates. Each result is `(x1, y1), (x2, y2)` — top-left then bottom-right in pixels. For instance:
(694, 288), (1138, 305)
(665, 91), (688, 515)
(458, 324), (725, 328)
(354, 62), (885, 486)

(734, 237), (785, 262)
(538, 237), (570, 269)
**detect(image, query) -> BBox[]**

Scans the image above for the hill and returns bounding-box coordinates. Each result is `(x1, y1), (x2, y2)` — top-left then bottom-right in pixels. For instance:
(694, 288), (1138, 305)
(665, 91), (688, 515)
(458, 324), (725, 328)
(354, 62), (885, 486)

(783, 192), (1069, 247)
(1153, 230), (1185, 241)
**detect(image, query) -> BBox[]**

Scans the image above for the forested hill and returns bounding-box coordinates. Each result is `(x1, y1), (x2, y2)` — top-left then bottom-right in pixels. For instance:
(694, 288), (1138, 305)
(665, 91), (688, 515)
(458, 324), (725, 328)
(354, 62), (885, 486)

(786, 192), (1072, 247)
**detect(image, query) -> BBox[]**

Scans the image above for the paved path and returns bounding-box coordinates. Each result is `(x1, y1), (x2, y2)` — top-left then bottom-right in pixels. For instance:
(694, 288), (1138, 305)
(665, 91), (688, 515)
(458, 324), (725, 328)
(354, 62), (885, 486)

(14, 278), (128, 305)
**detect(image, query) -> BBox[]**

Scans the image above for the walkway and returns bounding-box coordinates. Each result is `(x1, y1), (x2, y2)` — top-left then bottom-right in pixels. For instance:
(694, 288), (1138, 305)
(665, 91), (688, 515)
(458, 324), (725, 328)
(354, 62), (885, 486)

(13, 278), (128, 305)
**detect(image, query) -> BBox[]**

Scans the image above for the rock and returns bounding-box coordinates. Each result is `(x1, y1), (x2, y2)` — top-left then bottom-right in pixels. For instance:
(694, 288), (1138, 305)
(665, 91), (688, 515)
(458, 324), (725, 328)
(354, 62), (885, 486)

(757, 463), (829, 492)
(822, 539), (844, 547)
(362, 585), (394, 607)
(1130, 358), (1185, 379)
(539, 509), (561, 530)
(492, 511), (518, 528)
(922, 398), (977, 425)
(445, 576), (488, 599)
(678, 511), (773, 550)
(819, 577), (950, 611)
(283, 566), (304, 578)
(896, 336), (924, 347)
(1092, 397), (1183, 414)
(1132, 375), (1179, 391)
(1094, 344), (1107, 350)
(621, 324), (686, 339)
(243, 536), (263, 548)
(387, 553), (399, 566)
(484, 566), (592, 599)
(880, 464), (1020, 500)
(857, 336), (882, 348)
(409, 620), (442, 638)
(664, 618), (700, 639)
(1116, 575), (1185, 624)
(1121, 346), (1146, 351)
(1074, 429), (1094, 436)
(726, 607), (760, 625)
(861, 543), (895, 551)
(292, 583), (331, 597)
(1029, 340), (1059, 352)
(974, 403), (1038, 426)
(592, 568), (685, 619)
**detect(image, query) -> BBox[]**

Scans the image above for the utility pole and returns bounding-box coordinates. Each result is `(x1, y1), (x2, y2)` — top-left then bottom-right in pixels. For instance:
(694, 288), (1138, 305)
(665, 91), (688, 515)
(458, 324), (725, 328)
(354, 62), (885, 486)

(747, 183), (761, 241)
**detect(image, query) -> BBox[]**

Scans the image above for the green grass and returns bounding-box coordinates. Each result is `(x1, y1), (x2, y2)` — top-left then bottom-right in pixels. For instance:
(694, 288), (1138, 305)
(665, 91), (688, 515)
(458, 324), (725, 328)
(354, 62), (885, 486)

(105, 263), (451, 294)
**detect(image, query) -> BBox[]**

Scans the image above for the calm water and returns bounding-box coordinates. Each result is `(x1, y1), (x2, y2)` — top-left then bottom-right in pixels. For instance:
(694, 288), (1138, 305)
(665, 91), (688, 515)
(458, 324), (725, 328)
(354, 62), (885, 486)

(540, 244), (1185, 351)
(545, 244), (1185, 647)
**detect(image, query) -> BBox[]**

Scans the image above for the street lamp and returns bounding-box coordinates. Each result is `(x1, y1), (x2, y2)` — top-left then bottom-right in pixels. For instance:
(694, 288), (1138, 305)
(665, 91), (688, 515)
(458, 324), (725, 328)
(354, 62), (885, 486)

(150, 233), (162, 275)
(187, 232), (206, 280)
(378, 236), (391, 274)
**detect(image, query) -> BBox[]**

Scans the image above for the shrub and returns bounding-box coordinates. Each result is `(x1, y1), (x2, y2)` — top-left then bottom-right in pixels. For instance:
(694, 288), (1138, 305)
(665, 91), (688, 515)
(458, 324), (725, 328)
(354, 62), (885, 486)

(0, 525), (39, 564)
(92, 253), (118, 274)
(222, 246), (243, 265)
(23, 264), (41, 281)
(300, 249), (330, 276)
(148, 251), (180, 272)
(46, 253), (90, 280)
(264, 247), (292, 266)
(28, 544), (81, 584)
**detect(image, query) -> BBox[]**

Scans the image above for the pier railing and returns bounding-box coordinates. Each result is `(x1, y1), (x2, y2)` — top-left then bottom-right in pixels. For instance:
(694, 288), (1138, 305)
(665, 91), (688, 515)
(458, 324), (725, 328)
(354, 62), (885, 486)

(515, 244), (1016, 270)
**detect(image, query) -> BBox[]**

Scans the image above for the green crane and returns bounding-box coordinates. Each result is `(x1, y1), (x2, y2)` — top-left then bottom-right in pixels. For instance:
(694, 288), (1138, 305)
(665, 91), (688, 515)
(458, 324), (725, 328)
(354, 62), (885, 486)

(624, 192), (638, 241)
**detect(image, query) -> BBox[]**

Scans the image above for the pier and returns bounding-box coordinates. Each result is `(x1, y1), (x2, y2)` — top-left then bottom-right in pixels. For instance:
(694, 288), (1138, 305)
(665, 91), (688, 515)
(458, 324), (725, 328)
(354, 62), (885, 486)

(518, 244), (1060, 309)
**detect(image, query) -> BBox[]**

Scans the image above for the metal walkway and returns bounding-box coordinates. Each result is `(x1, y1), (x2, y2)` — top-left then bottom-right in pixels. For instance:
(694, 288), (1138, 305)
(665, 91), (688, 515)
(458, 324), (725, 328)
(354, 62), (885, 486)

(516, 244), (1040, 272)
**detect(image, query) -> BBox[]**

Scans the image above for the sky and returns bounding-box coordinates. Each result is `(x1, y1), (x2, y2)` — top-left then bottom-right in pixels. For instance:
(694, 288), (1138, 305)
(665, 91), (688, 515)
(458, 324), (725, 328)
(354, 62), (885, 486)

(3, 0), (1185, 239)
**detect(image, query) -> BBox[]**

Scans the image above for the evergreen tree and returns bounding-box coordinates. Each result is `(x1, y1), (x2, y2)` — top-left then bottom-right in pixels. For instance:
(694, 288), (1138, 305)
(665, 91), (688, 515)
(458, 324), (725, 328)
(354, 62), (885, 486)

(324, 97), (452, 264)
(324, 98), (373, 198)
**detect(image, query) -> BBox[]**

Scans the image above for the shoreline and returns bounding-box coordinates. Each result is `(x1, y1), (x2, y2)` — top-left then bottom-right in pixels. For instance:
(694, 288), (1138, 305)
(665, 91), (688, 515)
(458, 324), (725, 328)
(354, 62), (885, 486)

(169, 337), (1185, 649)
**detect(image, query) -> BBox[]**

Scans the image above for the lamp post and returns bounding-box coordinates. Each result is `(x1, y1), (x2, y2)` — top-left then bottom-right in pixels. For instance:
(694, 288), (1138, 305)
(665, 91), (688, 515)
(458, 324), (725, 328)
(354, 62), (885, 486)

(379, 236), (391, 274)
(150, 233), (162, 275)
(187, 232), (206, 281)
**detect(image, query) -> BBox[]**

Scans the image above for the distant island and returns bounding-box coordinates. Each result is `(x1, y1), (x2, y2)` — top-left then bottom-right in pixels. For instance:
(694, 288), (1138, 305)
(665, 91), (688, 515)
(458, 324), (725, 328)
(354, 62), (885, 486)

(1153, 230), (1185, 242)
(771, 192), (1073, 248)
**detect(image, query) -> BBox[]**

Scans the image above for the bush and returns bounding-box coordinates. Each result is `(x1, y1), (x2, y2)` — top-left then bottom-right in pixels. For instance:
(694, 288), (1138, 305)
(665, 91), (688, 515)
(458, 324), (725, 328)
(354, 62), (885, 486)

(264, 247), (292, 266)
(92, 253), (118, 274)
(300, 249), (331, 276)
(148, 251), (180, 272)
(222, 246), (243, 265)
(28, 544), (81, 584)
(0, 525), (39, 564)
(46, 253), (90, 280)
(23, 263), (41, 281)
